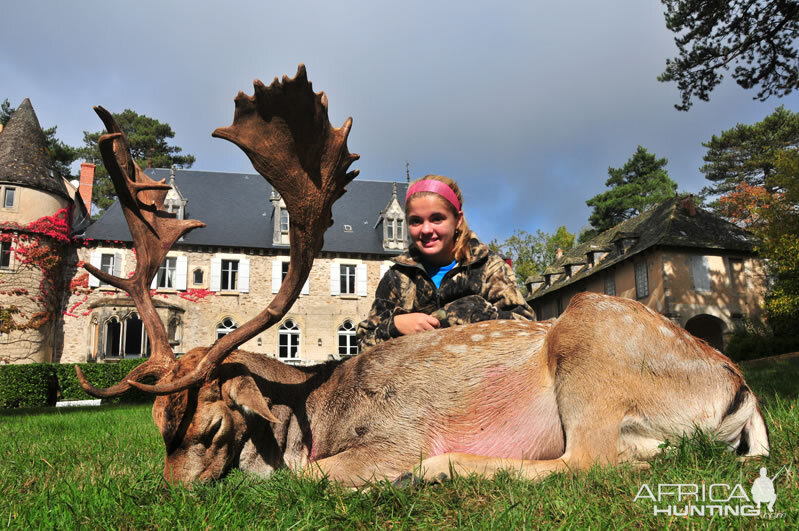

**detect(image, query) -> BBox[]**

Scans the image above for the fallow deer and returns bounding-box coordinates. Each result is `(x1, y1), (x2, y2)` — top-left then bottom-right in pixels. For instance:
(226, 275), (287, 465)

(77, 65), (769, 487)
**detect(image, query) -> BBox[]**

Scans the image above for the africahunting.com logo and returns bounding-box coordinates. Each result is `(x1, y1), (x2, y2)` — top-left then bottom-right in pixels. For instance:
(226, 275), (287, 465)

(634, 466), (789, 518)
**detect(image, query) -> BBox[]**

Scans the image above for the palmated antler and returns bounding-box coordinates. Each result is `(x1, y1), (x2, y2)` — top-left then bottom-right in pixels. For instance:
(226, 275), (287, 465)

(76, 107), (206, 397)
(129, 64), (359, 394)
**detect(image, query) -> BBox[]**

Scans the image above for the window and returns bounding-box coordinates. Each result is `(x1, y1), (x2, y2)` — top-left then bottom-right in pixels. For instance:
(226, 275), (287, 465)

(340, 264), (356, 294)
(156, 257), (178, 289)
(604, 273), (616, 296)
(193, 268), (204, 286)
(168, 317), (182, 345)
(338, 320), (358, 356)
(0, 240), (11, 269)
(282, 261), (290, 282)
(221, 259), (238, 290)
(691, 255), (711, 292)
(100, 253), (115, 286)
(279, 320), (300, 360)
(3, 187), (15, 209)
(729, 258), (745, 291)
(280, 209), (289, 233)
(386, 220), (394, 240)
(635, 261), (649, 299)
(104, 317), (121, 357)
(216, 318), (237, 339)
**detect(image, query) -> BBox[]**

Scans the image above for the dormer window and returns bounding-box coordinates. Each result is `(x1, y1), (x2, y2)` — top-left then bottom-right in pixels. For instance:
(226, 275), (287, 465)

(271, 191), (291, 245)
(280, 209), (289, 233)
(163, 167), (188, 221)
(379, 182), (408, 251)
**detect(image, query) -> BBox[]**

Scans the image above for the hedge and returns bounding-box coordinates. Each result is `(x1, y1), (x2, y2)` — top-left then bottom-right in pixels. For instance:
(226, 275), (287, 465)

(0, 359), (154, 409)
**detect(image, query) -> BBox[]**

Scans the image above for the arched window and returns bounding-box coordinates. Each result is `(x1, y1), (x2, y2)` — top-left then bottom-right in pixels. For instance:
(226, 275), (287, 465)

(122, 312), (150, 358)
(338, 320), (358, 356)
(104, 317), (121, 358)
(278, 320), (300, 360)
(168, 317), (182, 345)
(217, 318), (237, 339)
(192, 268), (204, 286)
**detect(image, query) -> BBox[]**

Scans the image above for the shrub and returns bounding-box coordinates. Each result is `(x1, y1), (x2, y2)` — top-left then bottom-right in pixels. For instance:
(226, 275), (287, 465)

(0, 359), (154, 408)
(725, 320), (799, 362)
(0, 363), (57, 408)
(56, 358), (154, 404)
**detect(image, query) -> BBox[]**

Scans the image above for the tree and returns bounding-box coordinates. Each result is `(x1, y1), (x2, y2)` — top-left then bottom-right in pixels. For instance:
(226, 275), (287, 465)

(659, 0), (799, 111)
(1, 98), (78, 179)
(585, 146), (678, 234)
(76, 109), (196, 214)
(754, 149), (799, 334)
(701, 106), (799, 207)
(489, 226), (576, 294)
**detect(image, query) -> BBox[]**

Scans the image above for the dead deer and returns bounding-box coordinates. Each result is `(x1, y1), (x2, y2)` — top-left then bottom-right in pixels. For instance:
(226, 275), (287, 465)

(77, 65), (769, 488)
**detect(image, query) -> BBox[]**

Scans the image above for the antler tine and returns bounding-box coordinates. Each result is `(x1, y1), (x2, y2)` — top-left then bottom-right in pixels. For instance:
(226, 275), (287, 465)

(130, 64), (359, 394)
(77, 107), (206, 398)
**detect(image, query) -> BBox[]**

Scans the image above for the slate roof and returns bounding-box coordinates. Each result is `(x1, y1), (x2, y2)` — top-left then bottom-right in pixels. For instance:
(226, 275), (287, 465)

(82, 168), (409, 255)
(0, 99), (69, 199)
(528, 196), (759, 300)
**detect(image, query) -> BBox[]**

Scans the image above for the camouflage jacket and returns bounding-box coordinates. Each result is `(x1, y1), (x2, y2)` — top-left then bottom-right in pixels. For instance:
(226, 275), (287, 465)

(356, 238), (535, 350)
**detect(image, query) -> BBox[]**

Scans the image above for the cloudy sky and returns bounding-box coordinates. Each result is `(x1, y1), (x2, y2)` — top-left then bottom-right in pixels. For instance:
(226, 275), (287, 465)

(3, 0), (796, 244)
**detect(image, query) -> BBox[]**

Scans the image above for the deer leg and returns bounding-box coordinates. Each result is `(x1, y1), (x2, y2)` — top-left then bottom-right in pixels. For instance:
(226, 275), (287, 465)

(303, 450), (406, 488)
(410, 419), (625, 483)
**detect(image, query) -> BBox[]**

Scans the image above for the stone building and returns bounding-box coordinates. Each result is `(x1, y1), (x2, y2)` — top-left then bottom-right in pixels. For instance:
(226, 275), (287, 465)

(0, 99), (88, 364)
(58, 168), (409, 365)
(526, 196), (766, 351)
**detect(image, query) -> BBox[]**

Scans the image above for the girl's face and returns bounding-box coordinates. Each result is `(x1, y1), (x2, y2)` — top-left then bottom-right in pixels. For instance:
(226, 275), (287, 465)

(406, 195), (463, 266)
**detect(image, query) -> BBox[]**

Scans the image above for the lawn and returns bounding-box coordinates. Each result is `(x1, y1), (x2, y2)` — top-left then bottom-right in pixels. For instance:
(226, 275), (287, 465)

(1, 357), (797, 529)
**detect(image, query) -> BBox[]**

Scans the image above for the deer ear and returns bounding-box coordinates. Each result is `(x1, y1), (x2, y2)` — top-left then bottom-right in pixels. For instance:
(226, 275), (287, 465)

(222, 375), (280, 423)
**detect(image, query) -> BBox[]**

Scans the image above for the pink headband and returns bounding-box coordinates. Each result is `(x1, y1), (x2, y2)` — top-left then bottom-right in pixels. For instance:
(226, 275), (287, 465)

(405, 180), (461, 211)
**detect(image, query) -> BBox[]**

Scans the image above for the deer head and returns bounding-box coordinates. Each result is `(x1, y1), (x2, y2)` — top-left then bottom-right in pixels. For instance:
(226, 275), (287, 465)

(76, 65), (359, 483)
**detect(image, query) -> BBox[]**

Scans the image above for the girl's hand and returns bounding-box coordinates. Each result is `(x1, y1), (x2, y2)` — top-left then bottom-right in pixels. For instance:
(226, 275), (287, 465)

(394, 313), (440, 335)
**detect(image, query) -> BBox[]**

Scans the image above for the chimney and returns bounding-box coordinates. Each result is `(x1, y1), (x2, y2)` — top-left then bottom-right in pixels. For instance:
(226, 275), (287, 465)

(555, 248), (563, 260)
(79, 162), (95, 214)
(680, 195), (696, 217)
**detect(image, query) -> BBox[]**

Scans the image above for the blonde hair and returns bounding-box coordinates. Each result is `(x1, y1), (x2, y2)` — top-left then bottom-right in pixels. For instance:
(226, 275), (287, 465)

(405, 174), (476, 263)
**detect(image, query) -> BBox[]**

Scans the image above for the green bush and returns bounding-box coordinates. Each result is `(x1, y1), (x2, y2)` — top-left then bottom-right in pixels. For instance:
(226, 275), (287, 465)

(0, 363), (57, 408)
(725, 321), (799, 361)
(0, 359), (155, 409)
(56, 358), (154, 404)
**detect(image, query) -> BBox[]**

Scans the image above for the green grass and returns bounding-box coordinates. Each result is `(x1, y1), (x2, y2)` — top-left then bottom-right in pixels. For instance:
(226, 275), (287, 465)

(1, 358), (797, 529)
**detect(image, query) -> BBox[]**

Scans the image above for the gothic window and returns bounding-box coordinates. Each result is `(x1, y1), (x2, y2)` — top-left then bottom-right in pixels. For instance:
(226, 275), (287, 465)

(278, 320), (300, 360)
(338, 320), (358, 356)
(216, 318), (237, 339)
(123, 312), (149, 357)
(168, 317), (182, 345)
(104, 317), (121, 357)
(193, 268), (204, 286)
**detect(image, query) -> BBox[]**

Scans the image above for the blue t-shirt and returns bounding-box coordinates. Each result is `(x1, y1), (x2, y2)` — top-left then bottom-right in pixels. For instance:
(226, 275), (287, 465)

(423, 259), (457, 289)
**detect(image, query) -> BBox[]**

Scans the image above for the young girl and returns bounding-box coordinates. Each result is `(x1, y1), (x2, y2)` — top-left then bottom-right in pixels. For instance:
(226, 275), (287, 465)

(357, 175), (535, 350)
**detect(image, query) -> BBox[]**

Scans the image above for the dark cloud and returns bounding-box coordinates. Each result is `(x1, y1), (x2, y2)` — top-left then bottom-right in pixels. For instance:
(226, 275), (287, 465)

(2, 0), (796, 243)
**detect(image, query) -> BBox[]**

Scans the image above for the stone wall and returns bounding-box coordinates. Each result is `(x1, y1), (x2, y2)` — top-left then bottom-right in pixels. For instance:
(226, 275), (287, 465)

(58, 243), (394, 365)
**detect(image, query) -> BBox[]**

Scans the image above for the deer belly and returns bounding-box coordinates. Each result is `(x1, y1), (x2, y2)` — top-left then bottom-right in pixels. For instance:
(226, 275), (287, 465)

(428, 379), (564, 460)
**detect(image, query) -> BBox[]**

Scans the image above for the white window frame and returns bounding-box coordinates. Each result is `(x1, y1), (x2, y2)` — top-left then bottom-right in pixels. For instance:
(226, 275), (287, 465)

(278, 319), (300, 360)
(635, 261), (649, 299)
(280, 209), (290, 233)
(340, 264), (356, 295)
(216, 317), (237, 339)
(338, 320), (358, 356)
(90, 251), (122, 288)
(272, 257), (309, 295)
(330, 261), (367, 297)
(155, 257), (178, 289)
(221, 259), (238, 291)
